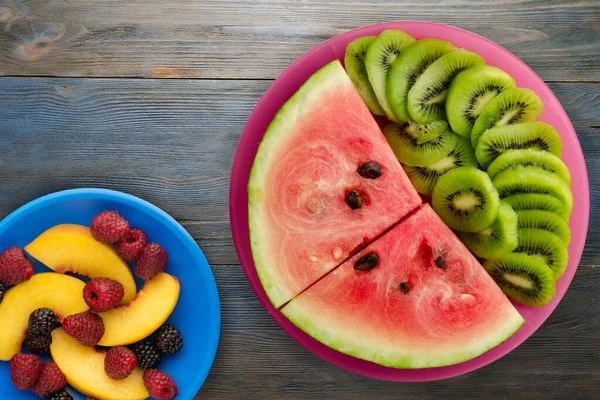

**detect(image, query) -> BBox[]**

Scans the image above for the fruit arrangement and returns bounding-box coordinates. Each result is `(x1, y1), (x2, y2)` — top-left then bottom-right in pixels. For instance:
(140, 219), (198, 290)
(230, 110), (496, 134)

(345, 29), (572, 308)
(0, 210), (182, 399)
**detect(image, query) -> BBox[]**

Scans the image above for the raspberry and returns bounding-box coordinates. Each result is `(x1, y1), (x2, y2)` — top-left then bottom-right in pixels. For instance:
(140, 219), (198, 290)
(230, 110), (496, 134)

(104, 346), (137, 380)
(154, 324), (183, 355)
(83, 278), (125, 312)
(91, 210), (130, 244)
(23, 330), (52, 354)
(0, 283), (4, 304)
(47, 390), (74, 400)
(0, 246), (34, 285)
(29, 307), (58, 336)
(62, 312), (105, 346)
(135, 243), (168, 280)
(32, 360), (67, 397)
(9, 353), (42, 390)
(116, 228), (148, 263)
(143, 369), (179, 400)
(129, 340), (161, 369)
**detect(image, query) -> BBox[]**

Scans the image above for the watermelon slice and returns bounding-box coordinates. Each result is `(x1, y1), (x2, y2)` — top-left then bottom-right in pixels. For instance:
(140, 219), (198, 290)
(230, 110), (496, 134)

(282, 204), (524, 368)
(249, 61), (421, 308)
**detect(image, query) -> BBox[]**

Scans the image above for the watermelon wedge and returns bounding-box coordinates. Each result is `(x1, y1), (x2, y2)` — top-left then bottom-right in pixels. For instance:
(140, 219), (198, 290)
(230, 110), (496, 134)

(282, 204), (524, 368)
(249, 61), (421, 308)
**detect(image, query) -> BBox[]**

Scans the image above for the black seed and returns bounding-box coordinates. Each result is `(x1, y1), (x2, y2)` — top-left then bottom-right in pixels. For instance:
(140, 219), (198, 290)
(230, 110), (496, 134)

(354, 253), (379, 271)
(399, 282), (411, 294)
(346, 190), (363, 210)
(357, 162), (382, 179)
(435, 256), (446, 269)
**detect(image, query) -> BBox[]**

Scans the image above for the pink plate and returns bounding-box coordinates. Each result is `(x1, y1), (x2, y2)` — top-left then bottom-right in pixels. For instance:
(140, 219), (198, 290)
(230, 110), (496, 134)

(229, 21), (590, 381)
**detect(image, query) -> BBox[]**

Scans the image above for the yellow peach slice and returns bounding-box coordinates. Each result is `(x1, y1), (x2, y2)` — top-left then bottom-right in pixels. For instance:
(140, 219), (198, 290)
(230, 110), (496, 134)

(0, 273), (89, 360)
(51, 328), (148, 400)
(98, 272), (180, 346)
(25, 224), (137, 305)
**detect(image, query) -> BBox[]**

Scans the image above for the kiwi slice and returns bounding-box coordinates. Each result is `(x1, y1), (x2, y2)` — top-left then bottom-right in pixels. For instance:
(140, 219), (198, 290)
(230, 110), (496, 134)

(515, 228), (569, 280)
(487, 149), (571, 186)
(365, 30), (416, 121)
(484, 253), (556, 307)
(384, 121), (458, 167)
(475, 121), (563, 169)
(431, 166), (500, 232)
(470, 88), (544, 148)
(407, 49), (485, 124)
(458, 201), (518, 260)
(345, 36), (386, 116)
(446, 65), (516, 138)
(503, 194), (570, 221)
(492, 166), (573, 214)
(387, 38), (455, 122)
(404, 136), (477, 195)
(517, 210), (571, 245)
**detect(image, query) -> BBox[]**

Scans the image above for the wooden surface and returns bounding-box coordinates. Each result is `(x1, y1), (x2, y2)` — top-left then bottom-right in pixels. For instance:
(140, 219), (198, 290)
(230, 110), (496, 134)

(0, 0), (598, 398)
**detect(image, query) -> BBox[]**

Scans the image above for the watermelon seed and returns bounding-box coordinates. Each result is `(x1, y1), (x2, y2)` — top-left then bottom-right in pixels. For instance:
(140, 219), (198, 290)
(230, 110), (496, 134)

(399, 282), (411, 294)
(354, 253), (379, 271)
(435, 256), (446, 270)
(357, 162), (383, 179)
(346, 190), (363, 210)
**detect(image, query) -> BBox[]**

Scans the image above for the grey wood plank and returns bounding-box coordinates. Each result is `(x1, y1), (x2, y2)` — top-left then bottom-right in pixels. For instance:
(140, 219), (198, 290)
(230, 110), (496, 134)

(0, 0), (598, 81)
(0, 78), (598, 266)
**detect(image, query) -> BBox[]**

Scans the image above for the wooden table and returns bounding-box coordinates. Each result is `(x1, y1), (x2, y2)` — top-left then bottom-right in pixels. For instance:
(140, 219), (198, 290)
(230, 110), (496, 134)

(0, 1), (598, 398)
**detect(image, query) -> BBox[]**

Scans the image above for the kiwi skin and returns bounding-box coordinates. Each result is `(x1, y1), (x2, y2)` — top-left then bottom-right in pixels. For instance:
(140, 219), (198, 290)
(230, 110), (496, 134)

(484, 253), (556, 307)
(517, 210), (571, 245)
(345, 36), (386, 116)
(503, 194), (570, 221)
(486, 149), (571, 186)
(515, 228), (569, 281)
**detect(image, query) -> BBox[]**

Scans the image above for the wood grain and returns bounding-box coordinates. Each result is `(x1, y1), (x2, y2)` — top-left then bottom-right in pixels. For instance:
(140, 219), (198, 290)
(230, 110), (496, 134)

(0, 0), (598, 80)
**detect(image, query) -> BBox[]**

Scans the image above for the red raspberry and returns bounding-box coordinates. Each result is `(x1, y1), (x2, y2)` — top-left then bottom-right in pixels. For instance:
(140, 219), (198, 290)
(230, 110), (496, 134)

(83, 278), (124, 312)
(104, 346), (137, 380)
(62, 312), (105, 346)
(135, 243), (168, 280)
(143, 369), (179, 400)
(9, 353), (42, 390)
(115, 228), (148, 263)
(90, 210), (130, 244)
(0, 246), (34, 285)
(32, 360), (67, 397)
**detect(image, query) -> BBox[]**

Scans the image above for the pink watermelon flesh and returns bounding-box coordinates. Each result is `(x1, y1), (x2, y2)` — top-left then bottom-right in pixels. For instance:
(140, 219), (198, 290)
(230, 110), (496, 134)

(282, 204), (524, 368)
(248, 60), (421, 308)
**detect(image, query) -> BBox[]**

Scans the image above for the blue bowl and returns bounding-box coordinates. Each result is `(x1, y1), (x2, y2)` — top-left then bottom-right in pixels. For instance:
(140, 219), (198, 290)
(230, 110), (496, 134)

(0, 188), (220, 400)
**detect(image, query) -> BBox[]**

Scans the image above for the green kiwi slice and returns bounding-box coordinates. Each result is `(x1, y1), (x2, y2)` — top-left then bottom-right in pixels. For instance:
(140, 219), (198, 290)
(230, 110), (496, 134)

(470, 88), (544, 148)
(503, 194), (570, 221)
(458, 201), (518, 260)
(365, 30), (416, 121)
(515, 228), (569, 280)
(407, 49), (485, 124)
(484, 253), (556, 307)
(404, 136), (477, 196)
(486, 149), (571, 186)
(517, 210), (571, 245)
(446, 65), (516, 138)
(384, 121), (458, 167)
(475, 121), (563, 169)
(492, 166), (573, 214)
(431, 166), (500, 232)
(387, 38), (455, 122)
(345, 36), (386, 116)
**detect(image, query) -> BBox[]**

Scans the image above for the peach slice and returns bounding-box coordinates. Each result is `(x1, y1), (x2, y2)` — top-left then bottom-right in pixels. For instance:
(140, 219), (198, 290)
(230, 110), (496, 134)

(25, 224), (137, 305)
(98, 272), (180, 346)
(50, 328), (148, 400)
(0, 273), (89, 360)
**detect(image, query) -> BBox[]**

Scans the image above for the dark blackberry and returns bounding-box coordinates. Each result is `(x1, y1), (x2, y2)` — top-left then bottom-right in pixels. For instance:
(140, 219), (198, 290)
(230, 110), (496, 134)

(23, 330), (52, 354)
(28, 307), (57, 336)
(154, 323), (183, 355)
(129, 340), (161, 369)
(47, 389), (73, 400)
(0, 283), (4, 304)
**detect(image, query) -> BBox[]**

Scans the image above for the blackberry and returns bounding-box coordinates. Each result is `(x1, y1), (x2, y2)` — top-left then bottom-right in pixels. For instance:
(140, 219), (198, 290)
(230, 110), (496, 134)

(28, 308), (57, 336)
(47, 389), (73, 400)
(0, 283), (4, 304)
(154, 323), (183, 355)
(23, 330), (52, 354)
(129, 340), (161, 369)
